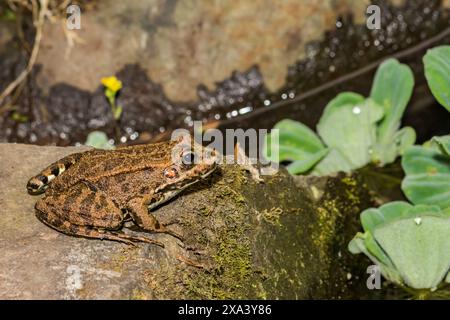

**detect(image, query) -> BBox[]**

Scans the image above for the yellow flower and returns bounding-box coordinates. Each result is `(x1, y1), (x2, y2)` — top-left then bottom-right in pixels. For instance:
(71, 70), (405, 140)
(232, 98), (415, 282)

(101, 76), (122, 93)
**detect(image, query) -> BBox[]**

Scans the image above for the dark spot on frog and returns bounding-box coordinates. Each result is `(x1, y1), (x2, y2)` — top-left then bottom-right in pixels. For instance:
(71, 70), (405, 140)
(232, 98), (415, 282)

(103, 159), (123, 171)
(76, 162), (89, 175)
(63, 195), (76, 213)
(83, 180), (98, 192)
(139, 186), (149, 194)
(36, 209), (48, 220)
(99, 194), (109, 208)
(29, 182), (39, 190)
(115, 174), (126, 183)
(52, 217), (64, 227)
(51, 167), (60, 176)
(69, 224), (79, 233)
(38, 175), (48, 184)
(121, 183), (130, 193)
(80, 192), (95, 212)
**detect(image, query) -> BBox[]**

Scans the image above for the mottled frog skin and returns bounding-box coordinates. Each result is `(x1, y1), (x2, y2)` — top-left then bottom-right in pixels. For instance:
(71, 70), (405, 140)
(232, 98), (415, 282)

(27, 138), (217, 246)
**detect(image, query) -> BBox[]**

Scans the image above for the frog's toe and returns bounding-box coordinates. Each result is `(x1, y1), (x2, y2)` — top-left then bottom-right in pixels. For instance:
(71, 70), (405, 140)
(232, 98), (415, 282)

(108, 231), (165, 248)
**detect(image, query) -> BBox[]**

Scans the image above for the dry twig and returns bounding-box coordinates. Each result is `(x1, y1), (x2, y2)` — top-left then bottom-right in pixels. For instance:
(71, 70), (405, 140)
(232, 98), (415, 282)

(0, 0), (49, 109)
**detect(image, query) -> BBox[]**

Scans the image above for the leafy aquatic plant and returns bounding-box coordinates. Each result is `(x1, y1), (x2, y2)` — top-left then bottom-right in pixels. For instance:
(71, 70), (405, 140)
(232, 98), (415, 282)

(350, 46), (450, 297)
(264, 59), (416, 175)
(349, 201), (450, 295)
(401, 46), (450, 212)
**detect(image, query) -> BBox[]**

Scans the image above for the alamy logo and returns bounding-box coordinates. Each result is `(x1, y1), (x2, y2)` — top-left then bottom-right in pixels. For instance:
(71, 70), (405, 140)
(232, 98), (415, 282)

(366, 265), (382, 290)
(67, 4), (81, 30)
(366, 5), (381, 30)
(170, 121), (280, 176)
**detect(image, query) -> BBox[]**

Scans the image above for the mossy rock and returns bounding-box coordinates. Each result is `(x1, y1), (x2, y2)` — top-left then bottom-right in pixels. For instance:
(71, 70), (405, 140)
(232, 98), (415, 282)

(0, 143), (373, 299)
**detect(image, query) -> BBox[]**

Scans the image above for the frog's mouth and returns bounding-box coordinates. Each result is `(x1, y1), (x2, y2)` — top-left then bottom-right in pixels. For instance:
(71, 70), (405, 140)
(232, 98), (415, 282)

(148, 166), (216, 211)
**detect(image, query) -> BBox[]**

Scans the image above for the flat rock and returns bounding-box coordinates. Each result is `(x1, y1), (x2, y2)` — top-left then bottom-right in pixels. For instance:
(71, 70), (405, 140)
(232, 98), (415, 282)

(0, 143), (169, 299)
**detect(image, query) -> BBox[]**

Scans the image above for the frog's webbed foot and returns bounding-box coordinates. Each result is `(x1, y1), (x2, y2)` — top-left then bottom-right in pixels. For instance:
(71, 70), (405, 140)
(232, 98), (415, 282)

(27, 152), (83, 194)
(127, 198), (184, 242)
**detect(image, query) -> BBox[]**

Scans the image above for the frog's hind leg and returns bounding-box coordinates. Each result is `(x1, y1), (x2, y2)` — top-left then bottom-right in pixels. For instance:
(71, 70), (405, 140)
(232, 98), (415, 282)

(34, 183), (164, 247)
(27, 152), (84, 194)
(36, 209), (163, 246)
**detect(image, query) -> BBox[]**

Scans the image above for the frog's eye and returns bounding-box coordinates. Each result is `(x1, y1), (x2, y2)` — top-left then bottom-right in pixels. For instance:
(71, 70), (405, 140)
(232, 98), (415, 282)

(164, 167), (179, 179)
(181, 151), (197, 167)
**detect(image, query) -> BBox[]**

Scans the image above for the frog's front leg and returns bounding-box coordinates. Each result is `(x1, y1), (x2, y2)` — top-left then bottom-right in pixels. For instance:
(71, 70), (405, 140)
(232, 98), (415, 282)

(127, 197), (184, 241)
(35, 182), (164, 247)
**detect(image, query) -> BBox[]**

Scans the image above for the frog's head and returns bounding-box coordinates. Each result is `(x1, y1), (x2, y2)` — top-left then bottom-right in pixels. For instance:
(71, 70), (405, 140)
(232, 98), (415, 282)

(149, 139), (218, 210)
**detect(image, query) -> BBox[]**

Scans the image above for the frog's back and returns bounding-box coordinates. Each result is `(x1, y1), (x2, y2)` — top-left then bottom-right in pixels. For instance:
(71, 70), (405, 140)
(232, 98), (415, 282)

(82, 141), (177, 175)
(50, 141), (177, 191)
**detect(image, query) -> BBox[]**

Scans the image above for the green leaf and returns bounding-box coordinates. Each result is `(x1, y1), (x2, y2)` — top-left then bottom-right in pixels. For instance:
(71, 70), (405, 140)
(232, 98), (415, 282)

(351, 204), (450, 289)
(374, 216), (450, 289)
(370, 59), (414, 146)
(402, 145), (450, 210)
(310, 148), (353, 176)
(361, 201), (413, 232)
(348, 232), (365, 254)
(264, 119), (327, 174)
(85, 131), (115, 150)
(348, 232), (402, 284)
(10, 111), (29, 123)
(424, 46), (450, 112)
(433, 135), (450, 157)
(0, 9), (16, 22)
(394, 127), (416, 155)
(372, 126), (416, 165)
(286, 149), (329, 174)
(348, 233), (389, 268)
(317, 93), (383, 170)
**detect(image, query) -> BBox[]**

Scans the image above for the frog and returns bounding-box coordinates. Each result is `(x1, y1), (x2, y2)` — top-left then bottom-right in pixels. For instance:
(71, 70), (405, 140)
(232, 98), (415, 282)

(26, 137), (218, 247)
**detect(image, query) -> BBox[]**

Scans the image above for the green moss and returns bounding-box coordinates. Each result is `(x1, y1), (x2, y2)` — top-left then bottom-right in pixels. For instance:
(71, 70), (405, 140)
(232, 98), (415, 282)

(214, 235), (252, 279)
(130, 289), (149, 300)
(341, 176), (361, 205)
(313, 200), (339, 258)
(181, 223), (254, 299)
(199, 205), (213, 216)
(262, 207), (283, 226)
(0, 8), (16, 22)
(177, 166), (256, 299)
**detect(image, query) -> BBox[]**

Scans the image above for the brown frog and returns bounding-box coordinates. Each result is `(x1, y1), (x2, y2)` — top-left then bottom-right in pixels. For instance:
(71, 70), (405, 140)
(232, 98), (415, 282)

(26, 137), (217, 247)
